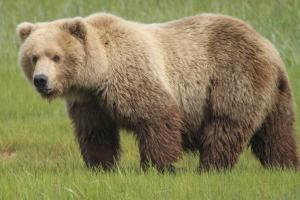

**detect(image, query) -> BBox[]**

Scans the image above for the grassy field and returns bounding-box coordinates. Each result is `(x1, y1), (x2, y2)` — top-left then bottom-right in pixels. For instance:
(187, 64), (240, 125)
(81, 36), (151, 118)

(1, 0), (300, 199)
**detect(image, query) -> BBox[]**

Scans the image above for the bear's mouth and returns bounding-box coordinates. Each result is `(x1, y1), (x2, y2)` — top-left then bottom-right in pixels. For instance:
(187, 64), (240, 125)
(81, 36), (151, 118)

(37, 88), (60, 101)
(37, 88), (52, 95)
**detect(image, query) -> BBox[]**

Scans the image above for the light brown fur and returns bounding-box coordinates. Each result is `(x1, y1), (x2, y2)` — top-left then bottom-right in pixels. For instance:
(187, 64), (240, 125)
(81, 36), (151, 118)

(17, 13), (299, 171)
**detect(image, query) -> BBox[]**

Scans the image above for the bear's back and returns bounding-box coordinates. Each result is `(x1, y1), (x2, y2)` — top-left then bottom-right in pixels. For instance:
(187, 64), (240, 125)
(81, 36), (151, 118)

(150, 14), (283, 131)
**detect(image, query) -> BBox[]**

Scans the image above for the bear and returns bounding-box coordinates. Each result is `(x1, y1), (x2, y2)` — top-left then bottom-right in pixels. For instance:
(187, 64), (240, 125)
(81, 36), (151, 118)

(16, 13), (299, 171)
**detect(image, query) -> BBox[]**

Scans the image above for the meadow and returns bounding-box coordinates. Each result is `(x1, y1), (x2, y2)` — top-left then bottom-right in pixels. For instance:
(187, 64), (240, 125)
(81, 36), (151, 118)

(0, 0), (300, 199)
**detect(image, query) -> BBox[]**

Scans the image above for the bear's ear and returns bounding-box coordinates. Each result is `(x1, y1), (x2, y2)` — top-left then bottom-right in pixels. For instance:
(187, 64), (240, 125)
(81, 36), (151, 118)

(63, 18), (87, 42)
(16, 22), (35, 41)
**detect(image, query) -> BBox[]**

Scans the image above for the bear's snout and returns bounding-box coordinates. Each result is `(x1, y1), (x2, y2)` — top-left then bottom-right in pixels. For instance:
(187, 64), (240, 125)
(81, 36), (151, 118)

(33, 74), (49, 93)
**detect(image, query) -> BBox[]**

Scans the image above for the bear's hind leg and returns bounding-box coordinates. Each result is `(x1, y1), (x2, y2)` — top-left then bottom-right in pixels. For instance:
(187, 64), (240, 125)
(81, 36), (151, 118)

(250, 81), (299, 169)
(67, 101), (120, 171)
(199, 117), (252, 171)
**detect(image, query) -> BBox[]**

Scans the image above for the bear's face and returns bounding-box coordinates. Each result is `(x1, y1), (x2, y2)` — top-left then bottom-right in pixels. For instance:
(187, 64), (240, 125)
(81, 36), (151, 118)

(17, 19), (89, 100)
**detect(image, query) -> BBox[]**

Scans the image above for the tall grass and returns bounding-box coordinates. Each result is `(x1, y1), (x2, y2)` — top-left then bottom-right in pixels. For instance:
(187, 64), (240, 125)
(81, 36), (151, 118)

(0, 0), (299, 199)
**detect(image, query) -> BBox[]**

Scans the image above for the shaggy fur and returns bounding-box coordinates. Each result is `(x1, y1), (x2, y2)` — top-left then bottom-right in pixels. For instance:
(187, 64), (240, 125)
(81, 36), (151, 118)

(67, 100), (120, 170)
(17, 13), (299, 171)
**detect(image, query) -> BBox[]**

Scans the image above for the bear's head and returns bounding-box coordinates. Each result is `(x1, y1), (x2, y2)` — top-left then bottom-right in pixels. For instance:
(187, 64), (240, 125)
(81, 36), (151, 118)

(16, 18), (108, 101)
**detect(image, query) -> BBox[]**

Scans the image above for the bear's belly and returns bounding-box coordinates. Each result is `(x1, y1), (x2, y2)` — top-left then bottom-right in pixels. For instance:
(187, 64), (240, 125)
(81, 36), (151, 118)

(168, 68), (212, 132)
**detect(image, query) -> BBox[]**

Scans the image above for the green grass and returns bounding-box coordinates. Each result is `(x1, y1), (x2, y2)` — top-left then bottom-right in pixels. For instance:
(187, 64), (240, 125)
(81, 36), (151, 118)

(1, 0), (300, 199)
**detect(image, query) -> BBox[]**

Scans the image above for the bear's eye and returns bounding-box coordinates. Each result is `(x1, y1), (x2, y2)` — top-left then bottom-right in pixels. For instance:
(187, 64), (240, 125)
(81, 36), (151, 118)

(52, 55), (61, 63)
(31, 55), (38, 65)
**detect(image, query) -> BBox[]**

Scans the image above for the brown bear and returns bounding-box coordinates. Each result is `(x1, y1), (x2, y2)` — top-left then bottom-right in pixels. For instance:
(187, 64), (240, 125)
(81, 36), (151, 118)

(17, 13), (299, 171)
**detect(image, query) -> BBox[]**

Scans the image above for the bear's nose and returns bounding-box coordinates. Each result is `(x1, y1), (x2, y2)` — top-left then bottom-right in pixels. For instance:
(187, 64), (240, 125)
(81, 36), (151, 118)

(33, 74), (48, 89)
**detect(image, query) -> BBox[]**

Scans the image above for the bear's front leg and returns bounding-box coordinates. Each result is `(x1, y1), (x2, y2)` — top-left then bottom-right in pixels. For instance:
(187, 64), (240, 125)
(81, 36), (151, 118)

(67, 100), (120, 170)
(135, 104), (183, 172)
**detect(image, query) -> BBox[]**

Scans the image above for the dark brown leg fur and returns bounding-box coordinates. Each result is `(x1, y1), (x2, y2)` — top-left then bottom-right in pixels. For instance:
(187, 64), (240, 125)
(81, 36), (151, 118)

(199, 117), (251, 171)
(135, 105), (182, 172)
(67, 101), (120, 170)
(251, 77), (299, 169)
